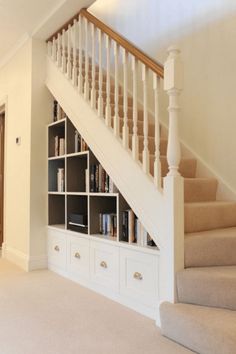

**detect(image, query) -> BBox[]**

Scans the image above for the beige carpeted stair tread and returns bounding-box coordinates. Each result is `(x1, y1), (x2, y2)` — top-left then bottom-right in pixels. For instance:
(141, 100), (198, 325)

(185, 201), (236, 233)
(160, 302), (236, 354)
(160, 156), (197, 178)
(185, 227), (236, 267)
(184, 178), (217, 203)
(177, 266), (236, 310)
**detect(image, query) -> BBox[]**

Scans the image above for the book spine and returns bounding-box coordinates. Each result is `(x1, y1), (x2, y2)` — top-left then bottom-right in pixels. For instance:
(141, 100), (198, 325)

(95, 164), (99, 192)
(55, 136), (59, 156)
(99, 213), (103, 234)
(57, 168), (64, 192)
(75, 131), (79, 153)
(53, 101), (58, 122)
(85, 168), (89, 192)
(128, 209), (135, 244)
(59, 138), (65, 155)
(90, 165), (95, 192)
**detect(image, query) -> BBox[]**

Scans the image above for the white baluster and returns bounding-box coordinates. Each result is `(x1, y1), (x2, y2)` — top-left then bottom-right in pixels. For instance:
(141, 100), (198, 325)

(132, 56), (139, 161)
(61, 29), (67, 73)
(153, 73), (162, 188)
(90, 23), (96, 109)
(113, 42), (120, 137)
(52, 37), (57, 62)
(47, 41), (52, 57)
(84, 18), (89, 100)
(78, 16), (83, 94)
(72, 19), (78, 87)
(105, 35), (111, 127)
(164, 46), (183, 176)
(98, 29), (104, 118)
(57, 33), (62, 67)
(122, 48), (129, 149)
(67, 25), (72, 80)
(142, 64), (150, 174)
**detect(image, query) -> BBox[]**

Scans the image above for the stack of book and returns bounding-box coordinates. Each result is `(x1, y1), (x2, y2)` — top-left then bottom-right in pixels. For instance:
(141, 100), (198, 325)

(90, 164), (118, 193)
(54, 136), (65, 156)
(53, 101), (66, 122)
(75, 130), (88, 152)
(57, 168), (64, 192)
(121, 209), (156, 247)
(99, 213), (117, 237)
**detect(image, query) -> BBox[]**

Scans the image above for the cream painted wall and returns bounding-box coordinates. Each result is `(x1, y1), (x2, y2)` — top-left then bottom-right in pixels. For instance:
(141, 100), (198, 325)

(0, 38), (51, 269)
(0, 40), (32, 261)
(89, 0), (236, 194)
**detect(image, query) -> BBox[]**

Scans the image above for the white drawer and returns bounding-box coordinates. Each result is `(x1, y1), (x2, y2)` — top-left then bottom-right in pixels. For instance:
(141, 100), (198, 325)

(67, 235), (90, 277)
(120, 249), (158, 306)
(90, 241), (119, 292)
(48, 229), (67, 270)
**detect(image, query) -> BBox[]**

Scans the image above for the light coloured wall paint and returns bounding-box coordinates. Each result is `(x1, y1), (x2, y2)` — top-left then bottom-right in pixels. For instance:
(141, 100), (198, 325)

(89, 0), (236, 194)
(0, 41), (32, 259)
(0, 39), (51, 269)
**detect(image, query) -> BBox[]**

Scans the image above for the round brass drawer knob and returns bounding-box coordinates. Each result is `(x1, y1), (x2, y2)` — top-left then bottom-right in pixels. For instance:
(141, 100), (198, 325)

(74, 252), (80, 259)
(133, 272), (143, 280)
(54, 245), (60, 252)
(100, 261), (107, 269)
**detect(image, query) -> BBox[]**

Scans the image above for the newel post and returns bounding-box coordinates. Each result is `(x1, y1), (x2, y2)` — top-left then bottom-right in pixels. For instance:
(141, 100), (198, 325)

(158, 47), (184, 310)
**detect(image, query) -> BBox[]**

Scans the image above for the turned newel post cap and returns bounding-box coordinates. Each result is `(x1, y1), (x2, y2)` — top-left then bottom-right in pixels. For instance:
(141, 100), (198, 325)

(164, 45), (183, 91)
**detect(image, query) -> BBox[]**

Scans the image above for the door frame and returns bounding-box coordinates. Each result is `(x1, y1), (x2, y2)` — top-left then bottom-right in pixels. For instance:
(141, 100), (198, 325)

(0, 96), (7, 250)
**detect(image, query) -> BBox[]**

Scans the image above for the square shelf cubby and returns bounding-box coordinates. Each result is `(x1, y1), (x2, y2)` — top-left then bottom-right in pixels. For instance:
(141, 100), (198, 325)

(89, 195), (117, 239)
(48, 194), (65, 227)
(67, 195), (88, 234)
(67, 119), (88, 155)
(48, 120), (65, 158)
(67, 154), (88, 193)
(48, 158), (65, 192)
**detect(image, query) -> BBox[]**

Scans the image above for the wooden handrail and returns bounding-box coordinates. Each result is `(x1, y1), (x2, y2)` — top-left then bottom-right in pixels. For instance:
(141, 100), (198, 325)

(46, 8), (164, 78)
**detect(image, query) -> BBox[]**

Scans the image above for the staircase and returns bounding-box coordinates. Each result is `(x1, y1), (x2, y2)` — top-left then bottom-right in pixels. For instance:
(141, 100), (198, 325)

(46, 8), (236, 354)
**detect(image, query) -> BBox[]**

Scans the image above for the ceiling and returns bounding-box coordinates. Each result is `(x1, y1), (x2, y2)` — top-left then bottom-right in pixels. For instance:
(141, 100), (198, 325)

(0, 0), (95, 66)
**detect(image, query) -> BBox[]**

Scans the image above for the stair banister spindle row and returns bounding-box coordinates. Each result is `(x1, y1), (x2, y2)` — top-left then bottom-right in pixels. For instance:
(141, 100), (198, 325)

(164, 47), (183, 176)
(113, 42), (120, 138)
(98, 29), (104, 118)
(153, 73), (161, 188)
(105, 35), (111, 127)
(132, 56), (139, 161)
(142, 64), (150, 174)
(84, 18), (89, 100)
(122, 48), (129, 149)
(72, 19), (78, 87)
(78, 15), (83, 94)
(90, 23), (96, 109)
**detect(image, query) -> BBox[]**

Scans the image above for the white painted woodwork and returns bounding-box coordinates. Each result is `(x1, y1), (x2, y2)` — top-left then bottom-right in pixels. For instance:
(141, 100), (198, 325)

(47, 41), (52, 57)
(153, 73), (161, 189)
(131, 56), (139, 161)
(66, 25), (72, 80)
(56, 33), (62, 68)
(84, 17), (90, 100)
(78, 16), (83, 94)
(142, 64), (150, 175)
(97, 29), (104, 118)
(105, 35), (111, 127)
(52, 37), (57, 62)
(164, 46), (183, 177)
(122, 48), (129, 149)
(113, 42), (120, 137)
(72, 20), (78, 87)
(61, 29), (67, 74)
(90, 23), (96, 109)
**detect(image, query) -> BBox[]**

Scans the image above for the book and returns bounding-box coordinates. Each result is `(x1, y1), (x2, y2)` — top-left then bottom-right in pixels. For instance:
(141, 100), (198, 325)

(85, 168), (89, 192)
(121, 210), (129, 242)
(59, 138), (65, 155)
(55, 136), (59, 156)
(57, 168), (64, 192)
(75, 131), (79, 153)
(128, 209), (135, 243)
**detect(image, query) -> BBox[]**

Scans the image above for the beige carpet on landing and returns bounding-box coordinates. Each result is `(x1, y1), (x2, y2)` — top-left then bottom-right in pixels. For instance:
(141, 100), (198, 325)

(0, 259), (193, 354)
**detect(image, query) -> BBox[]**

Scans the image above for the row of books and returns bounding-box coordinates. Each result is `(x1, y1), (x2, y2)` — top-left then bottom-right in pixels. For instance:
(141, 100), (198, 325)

(53, 101), (67, 122)
(121, 209), (156, 247)
(99, 213), (117, 237)
(57, 168), (64, 192)
(90, 164), (118, 193)
(55, 136), (65, 156)
(75, 130), (88, 153)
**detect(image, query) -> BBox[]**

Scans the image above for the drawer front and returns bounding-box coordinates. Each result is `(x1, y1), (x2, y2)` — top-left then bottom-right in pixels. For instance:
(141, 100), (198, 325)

(90, 241), (119, 291)
(120, 249), (158, 306)
(67, 236), (90, 277)
(48, 229), (67, 269)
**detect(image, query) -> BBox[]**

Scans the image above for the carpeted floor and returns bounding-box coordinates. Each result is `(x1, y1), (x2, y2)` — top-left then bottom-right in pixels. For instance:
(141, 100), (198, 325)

(0, 259), (193, 354)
